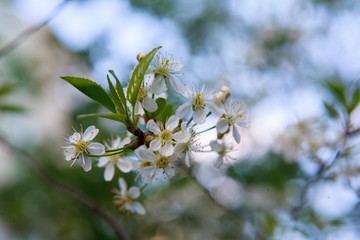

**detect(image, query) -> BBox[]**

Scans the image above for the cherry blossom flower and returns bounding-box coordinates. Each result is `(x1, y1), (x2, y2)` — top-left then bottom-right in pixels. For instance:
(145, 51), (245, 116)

(113, 178), (145, 215)
(176, 86), (225, 124)
(216, 101), (249, 143)
(146, 115), (187, 156)
(135, 146), (175, 183)
(63, 125), (105, 172)
(134, 73), (158, 115)
(173, 122), (203, 167)
(210, 139), (236, 168)
(148, 53), (185, 95)
(98, 137), (134, 181)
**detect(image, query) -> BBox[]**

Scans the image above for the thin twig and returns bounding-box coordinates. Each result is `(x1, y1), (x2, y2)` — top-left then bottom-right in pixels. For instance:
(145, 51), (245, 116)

(0, 135), (129, 240)
(0, 0), (70, 59)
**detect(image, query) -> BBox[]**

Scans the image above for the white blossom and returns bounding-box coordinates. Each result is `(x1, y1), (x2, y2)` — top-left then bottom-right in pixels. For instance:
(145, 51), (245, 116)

(148, 53), (185, 95)
(176, 86), (225, 124)
(136, 146), (175, 183)
(113, 178), (145, 215)
(63, 125), (105, 172)
(146, 115), (187, 156)
(210, 139), (236, 168)
(216, 100), (248, 143)
(98, 137), (134, 182)
(134, 73), (158, 115)
(173, 122), (203, 167)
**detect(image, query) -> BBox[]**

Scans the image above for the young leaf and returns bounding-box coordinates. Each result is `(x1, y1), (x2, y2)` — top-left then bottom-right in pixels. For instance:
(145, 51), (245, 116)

(158, 104), (173, 122)
(0, 104), (25, 113)
(126, 46), (162, 107)
(348, 86), (360, 114)
(107, 75), (125, 115)
(77, 113), (127, 123)
(150, 98), (166, 117)
(109, 70), (128, 113)
(61, 76), (116, 113)
(324, 80), (347, 106)
(323, 102), (339, 119)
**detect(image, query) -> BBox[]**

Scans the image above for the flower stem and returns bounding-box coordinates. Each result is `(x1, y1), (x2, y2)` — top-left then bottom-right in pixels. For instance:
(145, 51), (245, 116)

(198, 126), (216, 134)
(140, 184), (148, 192)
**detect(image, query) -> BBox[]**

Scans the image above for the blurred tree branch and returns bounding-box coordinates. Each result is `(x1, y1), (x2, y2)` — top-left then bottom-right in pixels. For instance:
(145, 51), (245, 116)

(0, 134), (129, 240)
(0, 0), (71, 60)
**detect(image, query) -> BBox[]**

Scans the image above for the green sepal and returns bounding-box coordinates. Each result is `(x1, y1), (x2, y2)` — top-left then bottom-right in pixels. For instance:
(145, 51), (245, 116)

(61, 76), (116, 113)
(126, 46), (161, 107)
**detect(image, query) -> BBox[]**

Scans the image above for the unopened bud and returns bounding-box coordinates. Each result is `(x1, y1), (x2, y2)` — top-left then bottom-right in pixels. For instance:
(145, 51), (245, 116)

(137, 51), (146, 62)
(214, 86), (230, 103)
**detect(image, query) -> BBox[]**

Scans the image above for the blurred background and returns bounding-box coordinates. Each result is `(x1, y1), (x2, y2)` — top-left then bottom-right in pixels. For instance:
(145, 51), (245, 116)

(0, 0), (360, 239)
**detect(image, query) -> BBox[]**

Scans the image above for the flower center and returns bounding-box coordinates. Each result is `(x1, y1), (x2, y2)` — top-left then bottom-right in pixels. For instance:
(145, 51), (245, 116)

(224, 113), (243, 125)
(109, 153), (124, 165)
(156, 154), (170, 169)
(192, 93), (206, 109)
(159, 130), (173, 144)
(72, 140), (88, 153)
(137, 87), (147, 100)
(155, 60), (170, 77)
(140, 160), (153, 168)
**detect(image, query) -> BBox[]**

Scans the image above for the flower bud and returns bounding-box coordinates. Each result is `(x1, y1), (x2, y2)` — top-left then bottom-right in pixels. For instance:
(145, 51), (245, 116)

(214, 86), (230, 103)
(137, 51), (146, 62)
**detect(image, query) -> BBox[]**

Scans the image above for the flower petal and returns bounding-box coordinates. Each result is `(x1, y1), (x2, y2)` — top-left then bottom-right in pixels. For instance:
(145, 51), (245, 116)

(104, 163), (115, 182)
(164, 166), (175, 178)
(116, 158), (133, 173)
(165, 115), (179, 131)
(82, 126), (99, 142)
(143, 97), (158, 112)
(184, 152), (191, 167)
(193, 108), (206, 124)
(168, 75), (185, 94)
(210, 140), (222, 152)
(118, 177), (127, 191)
(97, 157), (110, 167)
(129, 202), (146, 215)
(87, 142), (105, 155)
(64, 146), (76, 161)
(78, 155), (92, 172)
(149, 138), (161, 151)
(213, 156), (224, 168)
(135, 146), (157, 162)
(175, 102), (192, 119)
(174, 143), (186, 154)
(128, 186), (140, 199)
(216, 118), (229, 133)
(140, 166), (155, 183)
(149, 75), (167, 94)
(69, 132), (81, 144)
(207, 101), (226, 116)
(134, 100), (144, 115)
(173, 131), (189, 143)
(159, 143), (174, 157)
(232, 126), (241, 144)
(146, 120), (160, 135)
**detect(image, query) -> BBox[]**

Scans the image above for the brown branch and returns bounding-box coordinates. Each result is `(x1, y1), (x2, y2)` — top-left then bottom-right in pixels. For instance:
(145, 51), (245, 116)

(0, 134), (129, 240)
(0, 0), (70, 59)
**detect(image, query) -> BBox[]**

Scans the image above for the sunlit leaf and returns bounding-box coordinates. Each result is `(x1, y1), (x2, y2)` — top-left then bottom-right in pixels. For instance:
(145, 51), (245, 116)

(126, 46), (161, 107)
(107, 75), (125, 115)
(61, 76), (116, 113)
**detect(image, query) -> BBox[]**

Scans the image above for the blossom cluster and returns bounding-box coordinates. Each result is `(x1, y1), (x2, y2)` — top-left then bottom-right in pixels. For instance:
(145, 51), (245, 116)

(62, 48), (249, 215)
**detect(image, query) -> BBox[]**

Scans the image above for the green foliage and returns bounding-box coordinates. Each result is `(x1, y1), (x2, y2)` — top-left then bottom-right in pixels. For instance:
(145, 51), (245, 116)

(0, 104), (25, 113)
(77, 113), (128, 123)
(107, 75), (126, 115)
(227, 152), (304, 190)
(126, 46), (161, 107)
(324, 78), (360, 115)
(323, 102), (339, 118)
(109, 70), (128, 114)
(149, 98), (166, 118)
(61, 76), (116, 113)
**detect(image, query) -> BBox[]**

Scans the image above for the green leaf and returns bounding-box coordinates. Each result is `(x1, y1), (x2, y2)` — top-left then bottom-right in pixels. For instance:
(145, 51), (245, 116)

(348, 85), (360, 113)
(77, 113), (127, 123)
(150, 98), (166, 117)
(126, 46), (161, 106)
(61, 76), (116, 113)
(157, 104), (173, 122)
(0, 105), (25, 113)
(109, 70), (128, 113)
(0, 84), (15, 97)
(107, 75), (125, 114)
(324, 80), (347, 106)
(323, 102), (338, 118)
